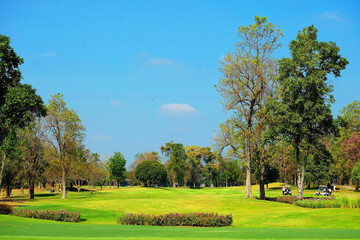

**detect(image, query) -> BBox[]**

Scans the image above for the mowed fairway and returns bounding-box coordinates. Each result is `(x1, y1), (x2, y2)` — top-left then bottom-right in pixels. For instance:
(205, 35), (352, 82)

(0, 183), (359, 239)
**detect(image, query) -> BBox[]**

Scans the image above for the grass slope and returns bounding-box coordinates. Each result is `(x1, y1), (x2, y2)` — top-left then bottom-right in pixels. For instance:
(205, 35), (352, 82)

(0, 183), (359, 239)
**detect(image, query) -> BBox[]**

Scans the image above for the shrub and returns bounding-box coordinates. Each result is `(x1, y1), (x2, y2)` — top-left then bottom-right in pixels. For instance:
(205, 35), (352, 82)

(275, 196), (298, 204)
(338, 197), (360, 208)
(118, 212), (232, 227)
(11, 208), (81, 222)
(0, 203), (13, 215)
(294, 198), (341, 208)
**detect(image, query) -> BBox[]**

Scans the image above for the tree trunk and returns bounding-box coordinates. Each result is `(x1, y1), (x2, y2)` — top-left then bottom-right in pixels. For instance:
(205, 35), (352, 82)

(61, 170), (67, 199)
(0, 154), (6, 191)
(225, 178), (228, 187)
(5, 182), (11, 198)
(295, 145), (304, 199)
(245, 164), (252, 198)
(20, 181), (24, 195)
(259, 172), (265, 200)
(307, 182), (311, 189)
(29, 179), (35, 199)
(349, 177), (353, 186)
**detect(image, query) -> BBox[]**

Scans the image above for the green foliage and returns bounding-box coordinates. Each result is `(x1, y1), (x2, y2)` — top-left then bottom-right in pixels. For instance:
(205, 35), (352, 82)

(161, 142), (187, 186)
(118, 212), (232, 227)
(0, 203), (13, 215)
(12, 208), (81, 222)
(107, 152), (126, 185)
(294, 198), (341, 208)
(268, 25), (348, 198)
(135, 160), (167, 186)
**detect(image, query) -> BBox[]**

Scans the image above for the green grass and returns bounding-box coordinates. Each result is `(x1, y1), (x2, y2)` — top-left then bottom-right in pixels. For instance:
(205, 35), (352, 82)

(0, 183), (359, 239)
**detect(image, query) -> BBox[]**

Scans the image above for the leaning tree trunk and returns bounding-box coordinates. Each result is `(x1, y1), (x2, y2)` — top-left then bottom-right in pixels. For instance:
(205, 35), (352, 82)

(0, 154), (6, 191)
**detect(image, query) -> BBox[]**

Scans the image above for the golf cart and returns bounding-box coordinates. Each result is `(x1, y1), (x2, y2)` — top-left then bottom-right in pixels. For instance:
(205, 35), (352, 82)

(316, 185), (331, 196)
(283, 185), (292, 196)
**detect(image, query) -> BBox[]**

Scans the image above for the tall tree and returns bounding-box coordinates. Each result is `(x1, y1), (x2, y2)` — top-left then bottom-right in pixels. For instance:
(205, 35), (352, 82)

(184, 146), (204, 188)
(43, 93), (85, 199)
(0, 35), (47, 189)
(216, 16), (282, 198)
(107, 152), (126, 187)
(268, 25), (348, 198)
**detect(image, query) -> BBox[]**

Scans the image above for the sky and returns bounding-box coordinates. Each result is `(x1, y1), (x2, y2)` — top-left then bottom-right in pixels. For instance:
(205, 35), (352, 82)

(1, 0), (359, 167)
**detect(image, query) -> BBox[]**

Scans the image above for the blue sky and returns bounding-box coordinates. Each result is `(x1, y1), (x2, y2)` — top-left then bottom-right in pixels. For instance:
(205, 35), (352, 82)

(1, 0), (359, 167)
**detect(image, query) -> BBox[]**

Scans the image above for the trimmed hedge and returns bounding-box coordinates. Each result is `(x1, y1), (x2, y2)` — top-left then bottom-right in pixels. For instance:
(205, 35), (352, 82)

(0, 203), (13, 215)
(118, 212), (232, 227)
(12, 208), (81, 222)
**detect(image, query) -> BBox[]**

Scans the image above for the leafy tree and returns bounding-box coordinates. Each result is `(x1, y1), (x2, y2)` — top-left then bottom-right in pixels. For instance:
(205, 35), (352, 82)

(268, 25), (348, 198)
(184, 146), (204, 188)
(161, 142), (187, 187)
(351, 162), (360, 191)
(130, 151), (160, 171)
(135, 160), (167, 187)
(107, 152), (126, 187)
(342, 132), (360, 185)
(43, 93), (85, 199)
(304, 143), (332, 188)
(216, 16), (282, 198)
(0, 35), (47, 189)
(18, 121), (46, 199)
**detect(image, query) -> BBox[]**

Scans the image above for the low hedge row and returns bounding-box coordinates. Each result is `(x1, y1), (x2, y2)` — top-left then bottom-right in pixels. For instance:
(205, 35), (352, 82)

(294, 198), (341, 208)
(11, 208), (81, 222)
(118, 212), (232, 227)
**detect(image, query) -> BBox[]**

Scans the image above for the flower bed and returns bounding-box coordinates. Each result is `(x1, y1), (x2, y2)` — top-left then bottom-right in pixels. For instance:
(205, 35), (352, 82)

(11, 208), (81, 222)
(118, 212), (232, 227)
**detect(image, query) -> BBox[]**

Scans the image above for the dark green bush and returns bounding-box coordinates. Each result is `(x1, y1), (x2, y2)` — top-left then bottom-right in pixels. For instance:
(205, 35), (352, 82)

(118, 212), (232, 227)
(0, 203), (13, 215)
(12, 208), (81, 222)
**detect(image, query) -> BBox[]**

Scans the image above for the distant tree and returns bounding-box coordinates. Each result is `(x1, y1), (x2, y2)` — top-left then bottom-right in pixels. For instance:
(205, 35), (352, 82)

(351, 162), (360, 191)
(130, 151), (160, 171)
(43, 93), (85, 199)
(268, 25), (348, 198)
(342, 132), (360, 185)
(135, 160), (167, 187)
(184, 146), (204, 188)
(107, 152), (126, 188)
(161, 142), (187, 187)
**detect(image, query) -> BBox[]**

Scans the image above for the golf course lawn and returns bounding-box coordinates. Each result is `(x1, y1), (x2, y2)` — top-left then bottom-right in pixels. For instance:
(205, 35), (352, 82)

(0, 183), (359, 239)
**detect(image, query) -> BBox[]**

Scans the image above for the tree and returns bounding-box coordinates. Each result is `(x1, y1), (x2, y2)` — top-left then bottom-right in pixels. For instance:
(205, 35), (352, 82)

(342, 132), (360, 185)
(268, 25), (348, 198)
(0, 35), (47, 189)
(216, 16), (282, 198)
(135, 160), (167, 187)
(184, 146), (204, 188)
(351, 162), (360, 191)
(43, 93), (85, 199)
(161, 142), (187, 187)
(107, 152), (126, 187)
(19, 121), (46, 199)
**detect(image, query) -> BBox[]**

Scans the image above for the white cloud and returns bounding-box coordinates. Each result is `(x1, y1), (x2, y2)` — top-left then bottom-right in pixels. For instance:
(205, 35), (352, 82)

(148, 57), (174, 65)
(111, 100), (123, 107)
(321, 11), (344, 22)
(91, 135), (112, 141)
(160, 103), (196, 116)
(37, 50), (57, 57)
